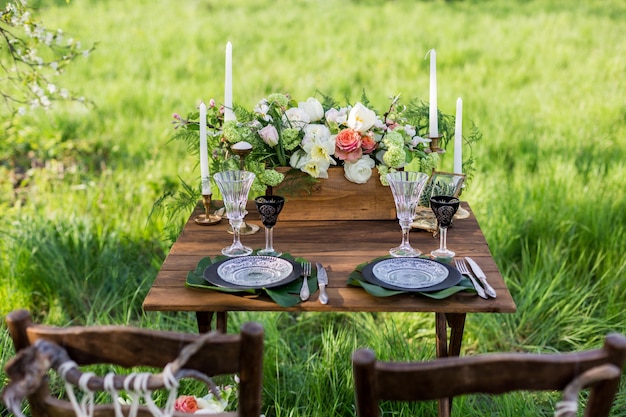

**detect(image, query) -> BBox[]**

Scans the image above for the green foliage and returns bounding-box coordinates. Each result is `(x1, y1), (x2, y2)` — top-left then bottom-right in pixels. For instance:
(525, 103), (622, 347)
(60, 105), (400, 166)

(1, 0), (626, 416)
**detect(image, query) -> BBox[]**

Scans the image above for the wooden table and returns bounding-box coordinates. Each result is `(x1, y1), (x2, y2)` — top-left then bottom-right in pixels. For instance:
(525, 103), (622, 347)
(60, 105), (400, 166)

(143, 202), (516, 416)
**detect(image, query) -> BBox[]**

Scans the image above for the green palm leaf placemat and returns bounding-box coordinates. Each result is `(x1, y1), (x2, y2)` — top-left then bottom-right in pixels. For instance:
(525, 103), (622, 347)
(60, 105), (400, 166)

(347, 256), (475, 299)
(186, 252), (317, 308)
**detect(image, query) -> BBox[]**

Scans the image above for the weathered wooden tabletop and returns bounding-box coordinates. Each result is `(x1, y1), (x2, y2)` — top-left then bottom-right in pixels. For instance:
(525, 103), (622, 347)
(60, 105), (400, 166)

(143, 202), (516, 315)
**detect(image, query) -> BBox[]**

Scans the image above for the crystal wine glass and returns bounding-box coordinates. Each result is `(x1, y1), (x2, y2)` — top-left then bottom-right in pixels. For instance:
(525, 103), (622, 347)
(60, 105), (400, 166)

(254, 195), (285, 257)
(430, 195), (460, 259)
(386, 171), (429, 257)
(214, 170), (256, 257)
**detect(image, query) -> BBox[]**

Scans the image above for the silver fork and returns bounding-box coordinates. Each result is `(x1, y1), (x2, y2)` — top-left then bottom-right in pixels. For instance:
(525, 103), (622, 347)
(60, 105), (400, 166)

(455, 259), (487, 299)
(299, 262), (311, 301)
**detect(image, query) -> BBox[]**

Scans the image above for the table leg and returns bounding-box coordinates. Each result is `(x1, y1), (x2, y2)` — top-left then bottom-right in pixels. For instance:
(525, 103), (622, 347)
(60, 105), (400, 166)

(195, 312), (229, 333)
(196, 312), (213, 333)
(446, 313), (466, 357)
(216, 312), (228, 333)
(435, 312), (467, 417)
(435, 312), (448, 358)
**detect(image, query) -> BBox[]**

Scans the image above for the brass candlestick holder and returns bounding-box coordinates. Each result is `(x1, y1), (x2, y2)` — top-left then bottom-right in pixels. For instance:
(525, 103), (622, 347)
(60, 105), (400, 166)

(194, 194), (222, 225)
(227, 142), (260, 235)
(424, 134), (445, 154)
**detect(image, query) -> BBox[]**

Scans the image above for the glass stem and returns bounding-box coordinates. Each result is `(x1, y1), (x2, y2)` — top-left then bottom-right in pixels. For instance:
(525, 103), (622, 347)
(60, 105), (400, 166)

(265, 227), (274, 252)
(401, 224), (411, 248)
(231, 221), (242, 247)
(439, 226), (448, 251)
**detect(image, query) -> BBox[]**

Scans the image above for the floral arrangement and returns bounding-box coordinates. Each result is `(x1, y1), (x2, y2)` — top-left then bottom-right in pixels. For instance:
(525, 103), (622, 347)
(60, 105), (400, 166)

(173, 384), (235, 414)
(171, 92), (478, 197)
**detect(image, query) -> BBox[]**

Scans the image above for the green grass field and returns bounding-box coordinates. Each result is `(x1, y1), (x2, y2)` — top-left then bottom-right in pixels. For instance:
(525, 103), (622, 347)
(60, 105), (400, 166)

(1, 0), (625, 415)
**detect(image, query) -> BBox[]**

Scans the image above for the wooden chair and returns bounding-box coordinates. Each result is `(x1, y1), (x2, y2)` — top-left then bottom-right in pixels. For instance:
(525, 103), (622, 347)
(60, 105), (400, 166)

(2, 309), (264, 417)
(352, 333), (626, 417)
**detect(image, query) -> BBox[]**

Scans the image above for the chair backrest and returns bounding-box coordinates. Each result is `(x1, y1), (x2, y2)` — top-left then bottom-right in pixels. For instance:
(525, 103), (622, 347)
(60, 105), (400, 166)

(352, 333), (626, 417)
(3, 309), (264, 417)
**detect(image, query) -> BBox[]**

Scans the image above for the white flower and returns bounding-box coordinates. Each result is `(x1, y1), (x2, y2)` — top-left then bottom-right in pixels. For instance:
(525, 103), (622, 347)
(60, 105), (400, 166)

(195, 396), (228, 414)
(301, 124), (336, 165)
(290, 151), (331, 178)
(347, 102), (377, 133)
(344, 155), (375, 184)
(325, 107), (349, 125)
(403, 124), (416, 137)
(411, 135), (431, 147)
(254, 100), (272, 122)
(283, 107), (310, 128)
(302, 123), (331, 148)
(298, 97), (324, 122)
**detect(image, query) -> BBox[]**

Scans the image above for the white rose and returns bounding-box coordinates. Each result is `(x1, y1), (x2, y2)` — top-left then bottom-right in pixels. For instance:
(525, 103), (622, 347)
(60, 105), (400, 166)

(298, 97), (324, 122)
(347, 102), (377, 133)
(344, 156), (375, 184)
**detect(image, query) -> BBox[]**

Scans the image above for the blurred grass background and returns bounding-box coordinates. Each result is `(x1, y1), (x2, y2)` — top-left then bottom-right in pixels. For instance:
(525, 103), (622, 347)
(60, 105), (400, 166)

(1, 0), (625, 415)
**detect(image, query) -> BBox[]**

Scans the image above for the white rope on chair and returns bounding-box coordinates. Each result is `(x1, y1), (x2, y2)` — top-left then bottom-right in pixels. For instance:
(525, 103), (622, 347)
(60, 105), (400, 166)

(2, 333), (223, 417)
(103, 372), (124, 417)
(58, 359), (95, 417)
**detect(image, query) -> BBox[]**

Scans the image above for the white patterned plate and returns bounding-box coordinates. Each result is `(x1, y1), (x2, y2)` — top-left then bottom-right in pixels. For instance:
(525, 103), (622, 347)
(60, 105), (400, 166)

(361, 257), (461, 292)
(204, 256), (301, 289)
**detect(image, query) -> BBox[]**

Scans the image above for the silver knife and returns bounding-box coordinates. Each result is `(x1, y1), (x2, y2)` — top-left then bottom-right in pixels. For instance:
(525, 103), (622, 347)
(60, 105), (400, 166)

(315, 262), (329, 304)
(465, 257), (497, 298)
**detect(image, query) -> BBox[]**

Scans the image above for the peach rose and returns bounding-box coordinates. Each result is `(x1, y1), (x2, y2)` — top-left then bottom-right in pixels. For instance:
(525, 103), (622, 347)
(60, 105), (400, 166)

(335, 128), (363, 162)
(361, 132), (376, 154)
(175, 396), (199, 413)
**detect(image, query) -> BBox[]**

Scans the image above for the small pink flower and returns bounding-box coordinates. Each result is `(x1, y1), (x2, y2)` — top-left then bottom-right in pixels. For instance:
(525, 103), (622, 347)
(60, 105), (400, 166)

(209, 98), (216, 108)
(172, 113), (181, 120)
(175, 396), (199, 413)
(258, 124), (279, 146)
(361, 132), (376, 154)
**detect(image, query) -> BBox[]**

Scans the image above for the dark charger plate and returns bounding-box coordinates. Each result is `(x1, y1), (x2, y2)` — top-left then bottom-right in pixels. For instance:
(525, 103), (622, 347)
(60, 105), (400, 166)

(204, 256), (302, 289)
(361, 257), (461, 292)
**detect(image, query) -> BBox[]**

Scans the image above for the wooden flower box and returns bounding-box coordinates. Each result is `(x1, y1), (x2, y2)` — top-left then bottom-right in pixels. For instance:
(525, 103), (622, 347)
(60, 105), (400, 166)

(271, 167), (397, 221)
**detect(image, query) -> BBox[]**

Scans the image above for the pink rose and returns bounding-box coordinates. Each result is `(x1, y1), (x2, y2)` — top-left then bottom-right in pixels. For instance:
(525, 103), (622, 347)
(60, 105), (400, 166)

(175, 396), (199, 413)
(335, 129), (363, 162)
(361, 132), (376, 154)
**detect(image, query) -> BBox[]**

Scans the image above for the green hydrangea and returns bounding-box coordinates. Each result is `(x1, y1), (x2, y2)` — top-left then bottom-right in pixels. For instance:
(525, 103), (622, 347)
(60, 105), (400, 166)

(383, 130), (404, 148)
(377, 165), (390, 186)
(382, 147), (406, 169)
(223, 121), (253, 144)
(267, 93), (289, 108)
(281, 128), (302, 151)
(261, 169), (285, 187)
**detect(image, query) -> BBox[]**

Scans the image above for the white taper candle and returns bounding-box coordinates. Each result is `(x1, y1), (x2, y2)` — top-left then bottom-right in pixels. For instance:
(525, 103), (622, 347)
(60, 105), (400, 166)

(199, 102), (211, 194)
(428, 49), (438, 137)
(224, 42), (235, 121)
